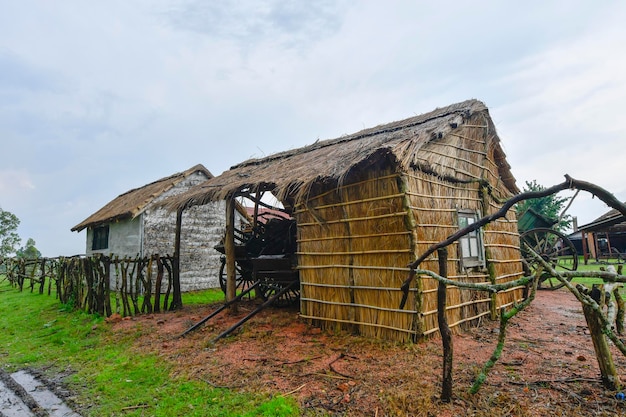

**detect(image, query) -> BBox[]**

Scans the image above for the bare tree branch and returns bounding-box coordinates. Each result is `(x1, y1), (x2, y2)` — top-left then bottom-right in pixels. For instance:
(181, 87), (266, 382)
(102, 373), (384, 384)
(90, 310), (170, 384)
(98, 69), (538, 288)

(399, 175), (626, 308)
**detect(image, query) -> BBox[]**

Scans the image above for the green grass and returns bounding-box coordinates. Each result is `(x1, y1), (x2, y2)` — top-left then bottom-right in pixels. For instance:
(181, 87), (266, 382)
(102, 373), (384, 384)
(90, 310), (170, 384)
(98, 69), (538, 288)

(183, 288), (226, 305)
(0, 278), (299, 417)
(107, 287), (227, 315)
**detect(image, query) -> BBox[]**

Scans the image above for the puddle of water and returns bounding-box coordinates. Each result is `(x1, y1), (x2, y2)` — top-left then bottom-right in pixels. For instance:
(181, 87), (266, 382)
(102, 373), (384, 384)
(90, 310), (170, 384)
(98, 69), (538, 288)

(0, 378), (36, 417)
(10, 370), (81, 417)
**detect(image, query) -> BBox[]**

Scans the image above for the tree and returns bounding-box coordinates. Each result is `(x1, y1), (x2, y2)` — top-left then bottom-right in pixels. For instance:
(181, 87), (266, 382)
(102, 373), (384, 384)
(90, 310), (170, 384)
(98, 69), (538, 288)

(16, 238), (42, 259)
(0, 207), (21, 257)
(515, 179), (572, 232)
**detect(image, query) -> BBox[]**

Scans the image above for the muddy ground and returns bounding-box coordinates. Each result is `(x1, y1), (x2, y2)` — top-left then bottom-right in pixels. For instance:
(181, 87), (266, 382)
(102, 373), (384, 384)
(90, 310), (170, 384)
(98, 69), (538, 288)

(93, 289), (626, 416)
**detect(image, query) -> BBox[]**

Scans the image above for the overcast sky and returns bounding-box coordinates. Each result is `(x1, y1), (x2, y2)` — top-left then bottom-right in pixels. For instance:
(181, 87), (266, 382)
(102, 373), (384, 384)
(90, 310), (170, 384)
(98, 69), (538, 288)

(1, 1), (625, 256)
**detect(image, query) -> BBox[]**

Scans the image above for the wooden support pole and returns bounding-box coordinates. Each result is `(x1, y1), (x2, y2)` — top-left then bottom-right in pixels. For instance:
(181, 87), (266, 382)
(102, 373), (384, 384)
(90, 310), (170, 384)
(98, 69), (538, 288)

(437, 248), (453, 402)
(170, 208), (183, 310)
(582, 231), (589, 265)
(253, 186), (262, 230)
(582, 303), (621, 390)
(613, 287), (624, 336)
(225, 196), (237, 312)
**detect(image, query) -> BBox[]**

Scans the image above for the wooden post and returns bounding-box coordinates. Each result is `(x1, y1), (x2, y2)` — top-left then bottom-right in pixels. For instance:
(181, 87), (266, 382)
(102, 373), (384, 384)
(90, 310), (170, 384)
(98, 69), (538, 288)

(581, 231), (589, 265)
(606, 233), (615, 259)
(613, 287), (624, 335)
(170, 208), (183, 310)
(225, 196), (237, 312)
(437, 248), (453, 402)
(582, 303), (621, 390)
(253, 186), (261, 231)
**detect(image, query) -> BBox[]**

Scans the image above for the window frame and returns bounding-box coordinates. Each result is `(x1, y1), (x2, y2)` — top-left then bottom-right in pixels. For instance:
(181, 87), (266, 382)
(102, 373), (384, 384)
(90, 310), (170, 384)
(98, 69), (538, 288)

(92, 225), (109, 251)
(457, 209), (485, 269)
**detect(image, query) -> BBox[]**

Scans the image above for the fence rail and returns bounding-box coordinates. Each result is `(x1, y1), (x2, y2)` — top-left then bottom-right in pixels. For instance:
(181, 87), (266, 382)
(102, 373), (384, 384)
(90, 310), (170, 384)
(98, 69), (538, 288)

(0, 254), (177, 317)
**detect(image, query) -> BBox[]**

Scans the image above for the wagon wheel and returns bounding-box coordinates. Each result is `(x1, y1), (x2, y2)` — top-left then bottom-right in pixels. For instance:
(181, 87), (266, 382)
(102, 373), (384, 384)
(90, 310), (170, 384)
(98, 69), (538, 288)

(257, 277), (300, 307)
(218, 257), (254, 296)
(520, 227), (578, 290)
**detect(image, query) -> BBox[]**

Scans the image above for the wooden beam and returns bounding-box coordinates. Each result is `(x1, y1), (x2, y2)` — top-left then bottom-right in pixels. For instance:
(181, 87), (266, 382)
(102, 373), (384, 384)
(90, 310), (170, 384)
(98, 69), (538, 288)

(225, 197), (238, 312)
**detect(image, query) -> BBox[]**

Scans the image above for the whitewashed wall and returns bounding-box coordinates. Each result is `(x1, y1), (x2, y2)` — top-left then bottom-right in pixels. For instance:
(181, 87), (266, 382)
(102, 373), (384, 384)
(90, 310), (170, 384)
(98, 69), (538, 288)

(143, 202), (226, 291)
(86, 217), (141, 257)
(143, 171), (226, 291)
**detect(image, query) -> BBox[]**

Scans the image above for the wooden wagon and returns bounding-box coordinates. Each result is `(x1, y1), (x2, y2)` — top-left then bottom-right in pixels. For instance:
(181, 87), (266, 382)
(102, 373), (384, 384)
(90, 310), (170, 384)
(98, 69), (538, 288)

(214, 215), (300, 306)
(180, 215), (299, 340)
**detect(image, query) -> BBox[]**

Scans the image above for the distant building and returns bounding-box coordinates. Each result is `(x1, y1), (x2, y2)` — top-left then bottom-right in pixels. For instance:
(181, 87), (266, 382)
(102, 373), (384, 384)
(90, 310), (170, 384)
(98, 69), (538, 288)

(71, 164), (226, 290)
(575, 206), (626, 262)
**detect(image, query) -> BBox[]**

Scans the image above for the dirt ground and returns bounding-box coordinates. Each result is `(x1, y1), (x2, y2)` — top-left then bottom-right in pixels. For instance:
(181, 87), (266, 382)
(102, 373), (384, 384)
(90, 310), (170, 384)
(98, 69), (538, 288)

(109, 289), (626, 416)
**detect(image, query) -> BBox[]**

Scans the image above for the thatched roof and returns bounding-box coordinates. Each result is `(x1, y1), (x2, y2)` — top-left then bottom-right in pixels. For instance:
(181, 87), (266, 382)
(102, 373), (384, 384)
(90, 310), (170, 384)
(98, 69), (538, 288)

(166, 99), (517, 211)
(579, 205), (626, 234)
(71, 164), (212, 232)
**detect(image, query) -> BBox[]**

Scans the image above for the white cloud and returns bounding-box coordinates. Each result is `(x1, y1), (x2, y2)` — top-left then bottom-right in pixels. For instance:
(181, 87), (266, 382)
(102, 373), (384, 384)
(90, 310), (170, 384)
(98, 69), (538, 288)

(0, 170), (35, 194)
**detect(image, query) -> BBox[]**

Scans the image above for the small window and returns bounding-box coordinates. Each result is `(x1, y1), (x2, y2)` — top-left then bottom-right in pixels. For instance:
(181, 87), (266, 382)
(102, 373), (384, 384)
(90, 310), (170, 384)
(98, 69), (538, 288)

(457, 210), (484, 269)
(92, 225), (109, 250)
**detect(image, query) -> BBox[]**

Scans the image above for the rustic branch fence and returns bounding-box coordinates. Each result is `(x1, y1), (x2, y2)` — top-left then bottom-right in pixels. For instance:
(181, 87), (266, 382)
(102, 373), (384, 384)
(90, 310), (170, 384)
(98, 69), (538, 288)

(0, 254), (177, 317)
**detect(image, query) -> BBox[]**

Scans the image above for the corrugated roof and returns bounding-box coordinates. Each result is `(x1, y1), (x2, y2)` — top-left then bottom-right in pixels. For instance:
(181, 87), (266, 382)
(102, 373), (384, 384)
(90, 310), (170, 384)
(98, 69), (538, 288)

(71, 164), (212, 232)
(165, 99), (518, 211)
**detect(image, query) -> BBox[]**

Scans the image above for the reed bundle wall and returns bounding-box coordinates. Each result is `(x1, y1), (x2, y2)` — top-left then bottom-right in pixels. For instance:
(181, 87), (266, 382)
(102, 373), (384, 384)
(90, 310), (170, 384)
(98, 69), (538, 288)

(297, 169), (417, 341)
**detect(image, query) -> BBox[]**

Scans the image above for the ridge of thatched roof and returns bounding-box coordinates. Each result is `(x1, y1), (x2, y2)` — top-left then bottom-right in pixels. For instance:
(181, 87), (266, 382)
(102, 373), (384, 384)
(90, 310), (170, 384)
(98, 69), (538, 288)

(71, 164), (212, 232)
(166, 99), (517, 211)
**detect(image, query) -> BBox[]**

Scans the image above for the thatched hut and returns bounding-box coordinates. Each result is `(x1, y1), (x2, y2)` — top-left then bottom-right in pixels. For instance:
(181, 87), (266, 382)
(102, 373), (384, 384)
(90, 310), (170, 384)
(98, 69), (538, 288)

(168, 100), (525, 342)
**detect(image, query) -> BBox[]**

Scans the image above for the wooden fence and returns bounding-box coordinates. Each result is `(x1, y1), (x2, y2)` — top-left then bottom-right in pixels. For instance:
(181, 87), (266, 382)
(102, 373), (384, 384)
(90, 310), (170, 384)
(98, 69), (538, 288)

(0, 254), (177, 317)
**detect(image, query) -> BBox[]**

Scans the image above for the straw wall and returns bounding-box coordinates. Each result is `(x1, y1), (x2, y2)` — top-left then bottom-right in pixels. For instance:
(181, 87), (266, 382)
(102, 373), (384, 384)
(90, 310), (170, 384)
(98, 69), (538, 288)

(297, 166), (417, 341)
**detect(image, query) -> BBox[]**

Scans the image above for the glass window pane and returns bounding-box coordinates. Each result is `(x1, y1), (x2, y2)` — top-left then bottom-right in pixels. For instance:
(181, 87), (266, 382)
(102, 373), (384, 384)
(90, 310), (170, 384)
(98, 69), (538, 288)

(461, 237), (470, 257)
(469, 238), (478, 256)
(459, 217), (468, 228)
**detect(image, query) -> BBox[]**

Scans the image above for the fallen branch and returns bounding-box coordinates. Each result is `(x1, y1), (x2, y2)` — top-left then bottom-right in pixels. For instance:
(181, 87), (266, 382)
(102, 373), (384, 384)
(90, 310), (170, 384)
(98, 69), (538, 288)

(281, 355), (323, 365)
(508, 377), (602, 386)
(279, 383), (308, 397)
(329, 353), (355, 379)
(121, 404), (150, 411)
(306, 372), (352, 380)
